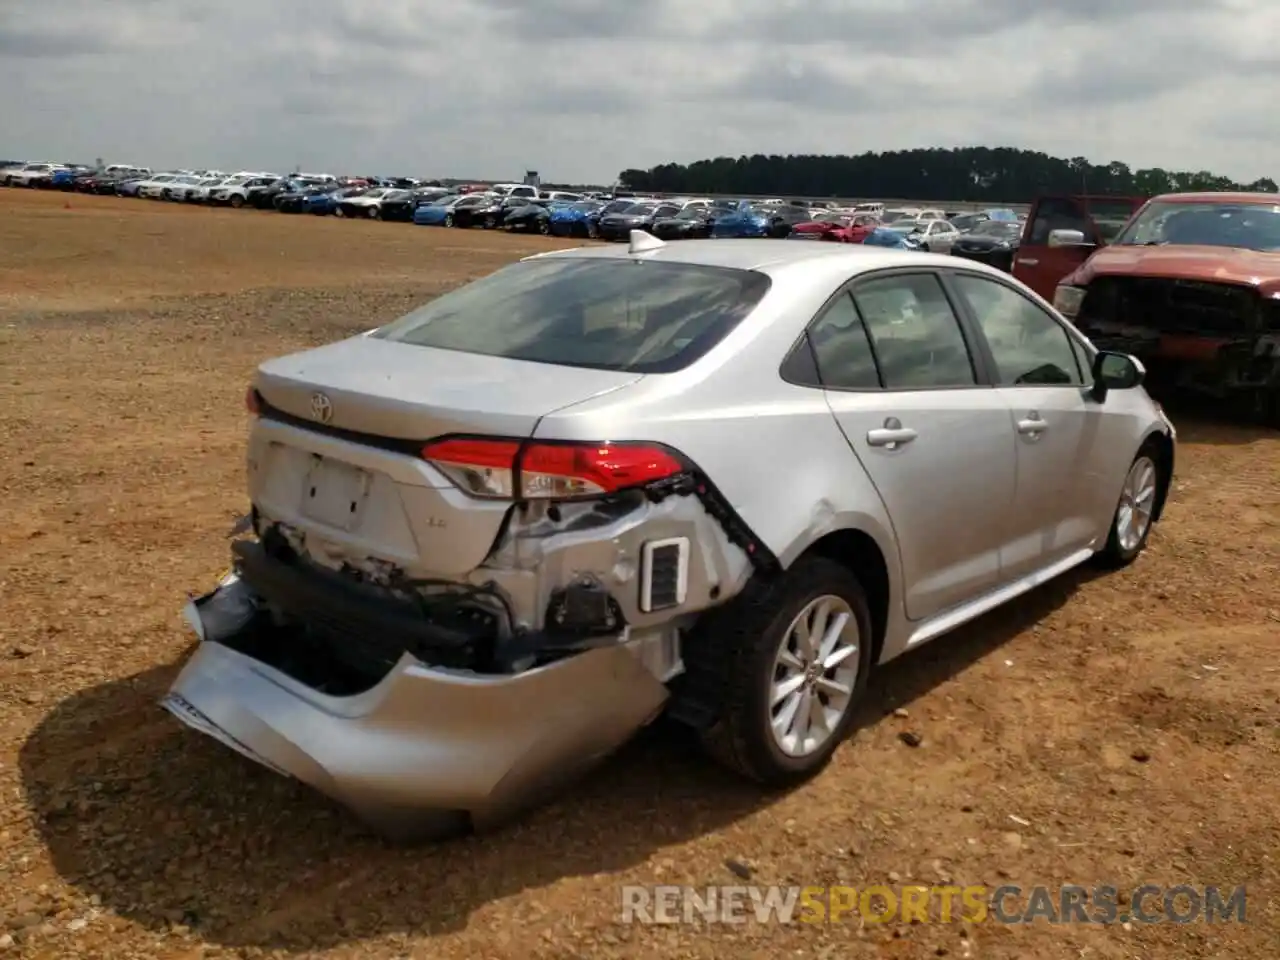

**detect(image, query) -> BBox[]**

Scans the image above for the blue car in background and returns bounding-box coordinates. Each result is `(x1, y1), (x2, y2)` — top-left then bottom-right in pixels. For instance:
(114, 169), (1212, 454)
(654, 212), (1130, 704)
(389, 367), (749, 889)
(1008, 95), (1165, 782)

(548, 200), (604, 237)
(862, 226), (917, 249)
(51, 167), (86, 189)
(709, 201), (771, 238)
(413, 195), (461, 226)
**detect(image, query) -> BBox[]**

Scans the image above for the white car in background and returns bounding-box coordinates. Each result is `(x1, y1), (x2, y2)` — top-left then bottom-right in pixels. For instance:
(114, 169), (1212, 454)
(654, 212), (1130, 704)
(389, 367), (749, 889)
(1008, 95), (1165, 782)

(171, 175), (228, 202)
(885, 218), (962, 252)
(209, 173), (281, 208)
(3, 162), (67, 187)
(134, 173), (187, 198)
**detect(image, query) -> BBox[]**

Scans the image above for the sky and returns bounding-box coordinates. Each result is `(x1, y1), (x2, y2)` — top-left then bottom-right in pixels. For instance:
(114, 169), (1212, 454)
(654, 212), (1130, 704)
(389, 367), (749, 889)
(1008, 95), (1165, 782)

(2, 0), (1278, 186)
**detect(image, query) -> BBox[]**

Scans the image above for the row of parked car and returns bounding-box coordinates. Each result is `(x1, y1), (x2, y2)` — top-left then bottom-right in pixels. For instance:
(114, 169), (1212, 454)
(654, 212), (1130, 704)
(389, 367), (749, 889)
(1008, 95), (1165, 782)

(1, 160), (1027, 271)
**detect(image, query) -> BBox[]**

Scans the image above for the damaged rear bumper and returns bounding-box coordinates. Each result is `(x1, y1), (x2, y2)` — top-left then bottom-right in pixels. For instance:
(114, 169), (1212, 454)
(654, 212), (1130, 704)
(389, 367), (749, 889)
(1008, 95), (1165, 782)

(162, 579), (670, 839)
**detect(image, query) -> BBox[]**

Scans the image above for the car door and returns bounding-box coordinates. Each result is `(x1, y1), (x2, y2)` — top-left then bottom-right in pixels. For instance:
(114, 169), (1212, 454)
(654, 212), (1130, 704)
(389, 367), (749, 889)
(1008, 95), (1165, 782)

(944, 270), (1116, 579)
(1012, 195), (1146, 300)
(809, 272), (1016, 621)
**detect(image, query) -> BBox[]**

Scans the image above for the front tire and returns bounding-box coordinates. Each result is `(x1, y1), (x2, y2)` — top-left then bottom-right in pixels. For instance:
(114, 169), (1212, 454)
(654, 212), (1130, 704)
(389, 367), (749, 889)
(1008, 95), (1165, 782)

(1093, 442), (1162, 569)
(538, 218), (550, 235)
(444, 213), (454, 227)
(691, 557), (873, 786)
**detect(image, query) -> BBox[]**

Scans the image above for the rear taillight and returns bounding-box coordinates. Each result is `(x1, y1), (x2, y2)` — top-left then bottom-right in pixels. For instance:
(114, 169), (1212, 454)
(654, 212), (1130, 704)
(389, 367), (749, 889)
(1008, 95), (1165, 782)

(420, 438), (520, 498)
(245, 386), (261, 415)
(421, 437), (685, 500)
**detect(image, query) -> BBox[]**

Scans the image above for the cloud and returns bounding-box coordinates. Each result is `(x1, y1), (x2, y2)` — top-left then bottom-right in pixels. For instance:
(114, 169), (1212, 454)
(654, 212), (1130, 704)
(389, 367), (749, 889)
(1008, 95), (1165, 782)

(0, 0), (1276, 186)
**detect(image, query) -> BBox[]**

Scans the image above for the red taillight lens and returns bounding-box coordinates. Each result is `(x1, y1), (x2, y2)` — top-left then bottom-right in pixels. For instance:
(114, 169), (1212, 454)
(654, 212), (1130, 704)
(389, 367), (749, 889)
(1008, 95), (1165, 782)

(521, 442), (683, 498)
(245, 386), (261, 414)
(422, 437), (520, 498)
(421, 437), (684, 500)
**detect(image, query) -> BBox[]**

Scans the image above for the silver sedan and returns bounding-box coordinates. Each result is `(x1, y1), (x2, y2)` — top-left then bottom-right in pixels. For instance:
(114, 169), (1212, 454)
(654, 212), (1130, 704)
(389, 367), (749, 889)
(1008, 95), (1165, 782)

(165, 233), (1176, 839)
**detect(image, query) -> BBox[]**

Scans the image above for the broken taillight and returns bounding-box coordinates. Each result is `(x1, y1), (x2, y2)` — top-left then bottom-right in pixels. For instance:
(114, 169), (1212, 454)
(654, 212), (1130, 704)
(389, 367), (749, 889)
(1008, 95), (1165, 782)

(421, 437), (685, 500)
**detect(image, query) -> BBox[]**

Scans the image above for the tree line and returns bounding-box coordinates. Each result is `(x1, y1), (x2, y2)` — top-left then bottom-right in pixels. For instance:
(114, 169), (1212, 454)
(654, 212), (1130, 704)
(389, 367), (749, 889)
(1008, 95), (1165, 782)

(617, 147), (1278, 202)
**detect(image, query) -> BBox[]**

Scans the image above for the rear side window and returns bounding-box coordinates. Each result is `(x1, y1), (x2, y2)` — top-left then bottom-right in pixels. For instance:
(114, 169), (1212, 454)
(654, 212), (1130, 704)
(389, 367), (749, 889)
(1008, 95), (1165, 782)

(372, 259), (771, 374)
(851, 274), (977, 388)
(807, 293), (880, 389)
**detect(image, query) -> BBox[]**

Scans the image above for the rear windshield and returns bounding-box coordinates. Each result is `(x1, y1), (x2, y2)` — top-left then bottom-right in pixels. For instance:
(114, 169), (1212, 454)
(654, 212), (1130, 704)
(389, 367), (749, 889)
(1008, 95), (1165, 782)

(371, 258), (771, 373)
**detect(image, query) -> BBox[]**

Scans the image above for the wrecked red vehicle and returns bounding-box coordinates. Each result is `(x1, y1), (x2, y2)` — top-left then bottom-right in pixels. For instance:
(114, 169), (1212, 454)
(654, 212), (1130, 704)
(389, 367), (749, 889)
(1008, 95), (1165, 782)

(789, 212), (878, 243)
(1013, 192), (1280, 423)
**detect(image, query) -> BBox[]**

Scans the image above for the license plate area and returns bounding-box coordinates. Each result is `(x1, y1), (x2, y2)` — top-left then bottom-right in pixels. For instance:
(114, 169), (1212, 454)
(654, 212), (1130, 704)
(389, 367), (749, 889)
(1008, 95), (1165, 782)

(301, 456), (371, 531)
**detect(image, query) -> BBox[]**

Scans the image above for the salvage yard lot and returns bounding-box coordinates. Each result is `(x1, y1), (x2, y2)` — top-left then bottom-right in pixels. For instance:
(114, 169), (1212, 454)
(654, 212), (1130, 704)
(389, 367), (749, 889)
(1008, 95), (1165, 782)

(0, 188), (1277, 960)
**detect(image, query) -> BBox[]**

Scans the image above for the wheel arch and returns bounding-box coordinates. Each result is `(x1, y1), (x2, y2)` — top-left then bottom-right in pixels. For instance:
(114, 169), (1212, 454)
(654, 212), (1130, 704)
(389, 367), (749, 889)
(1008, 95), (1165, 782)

(795, 527), (894, 667)
(1142, 426), (1175, 523)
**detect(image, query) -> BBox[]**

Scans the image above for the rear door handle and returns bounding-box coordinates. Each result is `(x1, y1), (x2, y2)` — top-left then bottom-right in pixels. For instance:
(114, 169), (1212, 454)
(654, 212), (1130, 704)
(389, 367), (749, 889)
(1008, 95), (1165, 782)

(867, 427), (918, 448)
(1017, 414), (1048, 436)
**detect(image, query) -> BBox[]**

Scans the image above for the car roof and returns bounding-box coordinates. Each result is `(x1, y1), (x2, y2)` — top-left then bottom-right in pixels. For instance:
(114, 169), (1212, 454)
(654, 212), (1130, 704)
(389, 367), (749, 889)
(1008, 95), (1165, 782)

(1152, 192), (1280, 205)
(526, 237), (1009, 280)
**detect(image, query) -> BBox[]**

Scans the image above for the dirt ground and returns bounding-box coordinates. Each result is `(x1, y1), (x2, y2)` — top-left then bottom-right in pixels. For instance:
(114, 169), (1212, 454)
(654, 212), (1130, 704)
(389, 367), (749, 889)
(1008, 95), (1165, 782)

(0, 188), (1276, 960)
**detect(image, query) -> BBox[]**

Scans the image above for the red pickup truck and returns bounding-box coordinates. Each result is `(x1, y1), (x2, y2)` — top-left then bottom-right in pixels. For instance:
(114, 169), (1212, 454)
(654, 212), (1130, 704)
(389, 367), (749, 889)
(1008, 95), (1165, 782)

(1012, 192), (1280, 423)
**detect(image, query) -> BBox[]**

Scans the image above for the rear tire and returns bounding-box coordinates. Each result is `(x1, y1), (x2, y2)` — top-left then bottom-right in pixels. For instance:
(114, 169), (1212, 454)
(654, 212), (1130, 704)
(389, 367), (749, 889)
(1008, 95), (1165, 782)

(1093, 440), (1163, 569)
(690, 557), (873, 786)
(538, 219), (550, 235)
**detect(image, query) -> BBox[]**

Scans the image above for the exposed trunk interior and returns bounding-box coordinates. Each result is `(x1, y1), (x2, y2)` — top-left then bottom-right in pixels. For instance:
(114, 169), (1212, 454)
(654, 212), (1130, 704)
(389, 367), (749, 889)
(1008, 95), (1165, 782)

(216, 533), (507, 696)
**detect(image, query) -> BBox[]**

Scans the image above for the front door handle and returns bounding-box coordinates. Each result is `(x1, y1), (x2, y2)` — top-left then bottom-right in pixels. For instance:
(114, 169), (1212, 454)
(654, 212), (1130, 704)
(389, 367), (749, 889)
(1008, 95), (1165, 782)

(1016, 257), (1039, 266)
(1017, 413), (1048, 436)
(867, 427), (918, 448)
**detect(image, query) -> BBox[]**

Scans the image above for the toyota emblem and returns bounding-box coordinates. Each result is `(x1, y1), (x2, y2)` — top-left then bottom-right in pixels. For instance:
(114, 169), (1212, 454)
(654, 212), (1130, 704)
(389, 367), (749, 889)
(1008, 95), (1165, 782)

(309, 392), (333, 424)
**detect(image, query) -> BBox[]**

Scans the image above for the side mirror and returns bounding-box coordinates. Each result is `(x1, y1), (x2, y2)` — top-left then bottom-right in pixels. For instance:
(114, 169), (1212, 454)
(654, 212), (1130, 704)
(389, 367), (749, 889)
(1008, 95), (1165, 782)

(1089, 351), (1145, 402)
(1048, 228), (1094, 248)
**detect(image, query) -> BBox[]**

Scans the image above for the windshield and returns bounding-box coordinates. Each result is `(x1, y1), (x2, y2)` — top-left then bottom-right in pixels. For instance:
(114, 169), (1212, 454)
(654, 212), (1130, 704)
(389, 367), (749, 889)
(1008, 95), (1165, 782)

(1114, 200), (1280, 251)
(971, 221), (1021, 238)
(429, 195), (459, 206)
(623, 203), (657, 214)
(371, 258), (772, 374)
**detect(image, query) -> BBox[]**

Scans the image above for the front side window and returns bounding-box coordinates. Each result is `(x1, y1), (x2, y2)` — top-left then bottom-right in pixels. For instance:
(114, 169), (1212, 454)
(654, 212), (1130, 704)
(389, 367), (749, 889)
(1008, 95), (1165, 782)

(952, 274), (1083, 385)
(372, 259), (771, 374)
(851, 274), (976, 388)
(1027, 198), (1088, 245)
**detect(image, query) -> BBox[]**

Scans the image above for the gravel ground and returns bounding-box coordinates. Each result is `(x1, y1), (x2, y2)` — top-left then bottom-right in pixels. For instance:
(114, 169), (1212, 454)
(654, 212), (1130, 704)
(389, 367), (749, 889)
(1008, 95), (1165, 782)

(0, 189), (1277, 959)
